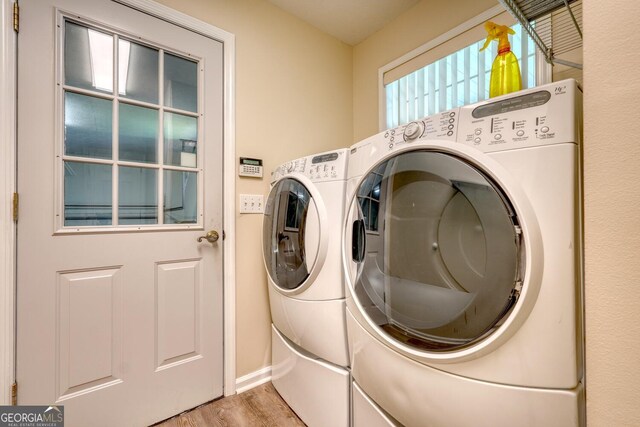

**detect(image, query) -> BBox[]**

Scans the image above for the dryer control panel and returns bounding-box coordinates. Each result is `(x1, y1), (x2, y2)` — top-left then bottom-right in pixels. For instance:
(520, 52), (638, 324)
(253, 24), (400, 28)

(347, 79), (582, 181)
(456, 80), (581, 152)
(271, 149), (349, 183)
(383, 109), (460, 151)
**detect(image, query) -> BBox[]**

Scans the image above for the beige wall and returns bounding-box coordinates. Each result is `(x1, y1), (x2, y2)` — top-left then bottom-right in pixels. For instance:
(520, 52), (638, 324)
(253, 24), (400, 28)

(352, 0), (496, 142)
(155, 0), (353, 378)
(583, 1), (640, 425)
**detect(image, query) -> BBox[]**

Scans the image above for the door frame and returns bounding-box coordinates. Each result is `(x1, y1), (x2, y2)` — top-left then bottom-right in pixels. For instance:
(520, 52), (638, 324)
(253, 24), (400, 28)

(0, 0), (238, 403)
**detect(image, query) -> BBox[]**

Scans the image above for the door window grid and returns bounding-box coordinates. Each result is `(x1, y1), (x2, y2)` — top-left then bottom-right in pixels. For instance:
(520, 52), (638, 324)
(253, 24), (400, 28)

(385, 23), (536, 129)
(59, 18), (203, 229)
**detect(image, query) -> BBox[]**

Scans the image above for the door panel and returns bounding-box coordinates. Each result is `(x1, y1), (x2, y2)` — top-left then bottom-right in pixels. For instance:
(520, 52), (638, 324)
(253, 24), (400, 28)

(58, 267), (123, 398)
(156, 260), (202, 368)
(17, 1), (224, 425)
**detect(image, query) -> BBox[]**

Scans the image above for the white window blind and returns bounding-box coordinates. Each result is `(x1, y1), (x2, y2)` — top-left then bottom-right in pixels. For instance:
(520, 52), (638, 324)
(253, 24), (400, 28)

(385, 22), (536, 129)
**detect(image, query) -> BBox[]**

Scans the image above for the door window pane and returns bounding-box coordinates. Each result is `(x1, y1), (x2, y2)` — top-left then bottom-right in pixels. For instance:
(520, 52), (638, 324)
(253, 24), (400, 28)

(65, 21), (114, 93)
(164, 112), (197, 168)
(119, 103), (158, 163)
(61, 20), (202, 230)
(119, 40), (159, 104)
(163, 170), (197, 224)
(164, 53), (198, 112)
(65, 92), (113, 160)
(119, 166), (157, 225)
(64, 162), (112, 226)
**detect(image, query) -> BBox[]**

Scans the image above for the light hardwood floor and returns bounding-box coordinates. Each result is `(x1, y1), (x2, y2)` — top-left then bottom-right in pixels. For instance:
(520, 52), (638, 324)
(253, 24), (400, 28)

(155, 383), (306, 426)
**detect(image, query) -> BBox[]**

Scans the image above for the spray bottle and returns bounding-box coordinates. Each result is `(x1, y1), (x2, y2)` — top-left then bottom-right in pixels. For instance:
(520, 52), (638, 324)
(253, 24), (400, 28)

(480, 21), (522, 98)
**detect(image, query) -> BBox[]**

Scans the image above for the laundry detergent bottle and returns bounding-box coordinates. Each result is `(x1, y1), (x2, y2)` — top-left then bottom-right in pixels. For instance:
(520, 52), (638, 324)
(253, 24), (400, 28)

(480, 21), (522, 98)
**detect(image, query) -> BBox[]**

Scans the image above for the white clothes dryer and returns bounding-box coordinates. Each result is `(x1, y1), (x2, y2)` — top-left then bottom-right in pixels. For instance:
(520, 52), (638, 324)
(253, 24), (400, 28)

(343, 80), (584, 427)
(263, 149), (350, 427)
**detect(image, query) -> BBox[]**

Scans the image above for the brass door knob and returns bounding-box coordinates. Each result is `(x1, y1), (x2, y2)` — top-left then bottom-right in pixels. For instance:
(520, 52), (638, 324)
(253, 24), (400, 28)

(197, 230), (219, 243)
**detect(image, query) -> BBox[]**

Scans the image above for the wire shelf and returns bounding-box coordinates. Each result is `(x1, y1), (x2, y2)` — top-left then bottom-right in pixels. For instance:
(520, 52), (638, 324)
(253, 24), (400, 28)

(499, 0), (583, 69)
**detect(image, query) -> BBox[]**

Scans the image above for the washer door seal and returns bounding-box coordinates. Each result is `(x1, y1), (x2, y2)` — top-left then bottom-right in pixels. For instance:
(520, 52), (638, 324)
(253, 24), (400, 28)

(263, 178), (314, 290)
(348, 149), (523, 352)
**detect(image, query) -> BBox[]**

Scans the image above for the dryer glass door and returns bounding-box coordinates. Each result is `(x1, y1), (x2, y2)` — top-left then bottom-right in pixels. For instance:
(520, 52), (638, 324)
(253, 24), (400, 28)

(263, 178), (319, 290)
(349, 150), (523, 351)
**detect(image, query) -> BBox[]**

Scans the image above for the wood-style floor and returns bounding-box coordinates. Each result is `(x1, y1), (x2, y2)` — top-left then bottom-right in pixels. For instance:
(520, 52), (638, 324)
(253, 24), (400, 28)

(155, 383), (306, 427)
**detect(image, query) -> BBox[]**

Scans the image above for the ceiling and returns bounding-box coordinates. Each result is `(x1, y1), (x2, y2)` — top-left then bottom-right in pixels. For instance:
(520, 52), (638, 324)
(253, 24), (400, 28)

(266, 0), (421, 45)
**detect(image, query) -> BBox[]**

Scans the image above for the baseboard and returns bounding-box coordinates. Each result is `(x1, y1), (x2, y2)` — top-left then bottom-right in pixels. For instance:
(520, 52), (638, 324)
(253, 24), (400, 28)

(235, 366), (272, 394)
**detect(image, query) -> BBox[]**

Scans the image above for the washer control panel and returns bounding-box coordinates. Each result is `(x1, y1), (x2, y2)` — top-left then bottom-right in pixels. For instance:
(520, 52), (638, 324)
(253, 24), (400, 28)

(271, 149), (348, 183)
(456, 80), (580, 152)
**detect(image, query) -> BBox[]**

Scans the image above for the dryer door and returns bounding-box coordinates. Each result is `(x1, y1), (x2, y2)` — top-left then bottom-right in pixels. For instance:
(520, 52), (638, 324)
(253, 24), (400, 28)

(347, 149), (523, 352)
(263, 177), (321, 291)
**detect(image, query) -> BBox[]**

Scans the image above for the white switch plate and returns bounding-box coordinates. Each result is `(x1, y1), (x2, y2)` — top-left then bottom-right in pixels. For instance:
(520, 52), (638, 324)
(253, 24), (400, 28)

(240, 194), (264, 214)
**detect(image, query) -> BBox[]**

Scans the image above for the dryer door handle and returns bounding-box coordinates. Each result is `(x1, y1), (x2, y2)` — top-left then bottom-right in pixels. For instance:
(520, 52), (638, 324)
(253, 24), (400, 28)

(352, 219), (366, 263)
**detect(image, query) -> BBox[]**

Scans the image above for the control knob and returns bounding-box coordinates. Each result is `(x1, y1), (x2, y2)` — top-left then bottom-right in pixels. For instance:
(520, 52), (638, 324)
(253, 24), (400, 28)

(285, 161), (296, 172)
(403, 121), (424, 141)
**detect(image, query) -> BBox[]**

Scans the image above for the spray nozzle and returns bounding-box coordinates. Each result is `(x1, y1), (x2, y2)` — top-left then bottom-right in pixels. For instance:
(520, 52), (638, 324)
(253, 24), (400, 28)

(480, 21), (515, 52)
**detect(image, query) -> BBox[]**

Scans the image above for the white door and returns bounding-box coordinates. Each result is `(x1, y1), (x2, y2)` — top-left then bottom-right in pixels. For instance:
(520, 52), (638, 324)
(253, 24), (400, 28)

(16, 0), (224, 425)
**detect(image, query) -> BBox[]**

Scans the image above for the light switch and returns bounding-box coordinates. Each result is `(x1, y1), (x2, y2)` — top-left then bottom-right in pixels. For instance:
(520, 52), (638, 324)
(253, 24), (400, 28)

(240, 194), (264, 214)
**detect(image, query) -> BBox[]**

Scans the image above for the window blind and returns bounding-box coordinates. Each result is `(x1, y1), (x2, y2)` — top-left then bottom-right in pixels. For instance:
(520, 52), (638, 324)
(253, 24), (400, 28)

(383, 11), (515, 85)
(383, 10), (538, 129)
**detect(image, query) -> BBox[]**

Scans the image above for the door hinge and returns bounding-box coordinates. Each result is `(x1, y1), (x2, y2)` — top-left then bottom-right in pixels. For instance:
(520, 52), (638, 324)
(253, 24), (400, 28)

(11, 381), (17, 405)
(13, 2), (19, 33)
(12, 193), (18, 222)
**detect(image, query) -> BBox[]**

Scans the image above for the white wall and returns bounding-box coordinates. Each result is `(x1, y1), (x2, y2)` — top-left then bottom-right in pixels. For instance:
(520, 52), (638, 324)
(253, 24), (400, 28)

(155, 0), (353, 378)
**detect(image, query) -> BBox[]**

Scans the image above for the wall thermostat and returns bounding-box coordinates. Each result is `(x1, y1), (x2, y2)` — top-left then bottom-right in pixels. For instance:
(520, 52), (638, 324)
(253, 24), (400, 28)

(239, 157), (263, 178)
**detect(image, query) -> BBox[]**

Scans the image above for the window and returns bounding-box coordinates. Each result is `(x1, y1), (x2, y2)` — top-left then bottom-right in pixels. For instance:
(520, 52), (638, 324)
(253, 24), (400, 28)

(60, 18), (201, 229)
(385, 22), (538, 129)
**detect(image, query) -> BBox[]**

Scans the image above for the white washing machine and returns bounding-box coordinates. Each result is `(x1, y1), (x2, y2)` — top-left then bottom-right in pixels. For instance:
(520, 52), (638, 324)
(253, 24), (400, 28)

(343, 80), (584, 427)
(263, 149), (350, 427)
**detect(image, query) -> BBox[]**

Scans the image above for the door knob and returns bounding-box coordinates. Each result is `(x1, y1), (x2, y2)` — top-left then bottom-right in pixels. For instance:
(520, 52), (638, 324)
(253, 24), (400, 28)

(197, 230), (219, 243)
